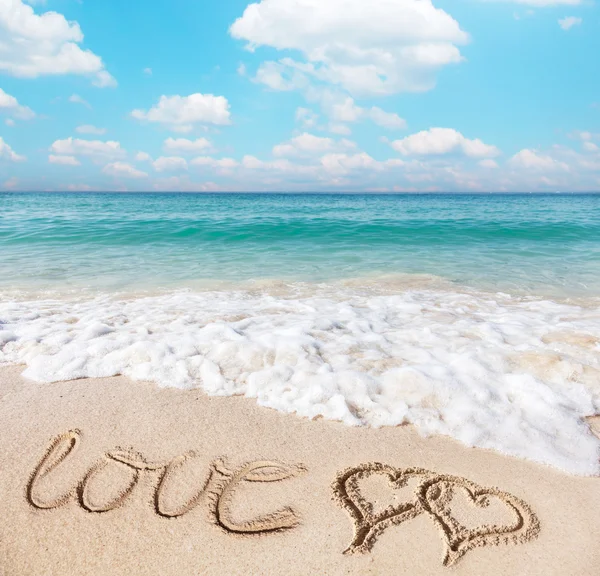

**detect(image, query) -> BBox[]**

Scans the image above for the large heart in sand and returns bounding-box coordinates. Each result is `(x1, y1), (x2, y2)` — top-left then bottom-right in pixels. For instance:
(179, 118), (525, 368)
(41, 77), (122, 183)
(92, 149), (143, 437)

(416, 474), (541, 566)
(332, 463), (435, 554)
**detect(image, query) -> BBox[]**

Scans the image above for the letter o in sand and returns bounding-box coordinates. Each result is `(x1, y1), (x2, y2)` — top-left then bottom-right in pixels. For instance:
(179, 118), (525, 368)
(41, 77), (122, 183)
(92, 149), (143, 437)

(80, 454), (141, 513)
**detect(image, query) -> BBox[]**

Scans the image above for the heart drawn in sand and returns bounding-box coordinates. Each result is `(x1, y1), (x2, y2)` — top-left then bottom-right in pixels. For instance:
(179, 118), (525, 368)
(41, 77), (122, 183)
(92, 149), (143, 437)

(333, 463), (541, 566)
(417, 475), (541, 567)
(332, 463), (434, 554)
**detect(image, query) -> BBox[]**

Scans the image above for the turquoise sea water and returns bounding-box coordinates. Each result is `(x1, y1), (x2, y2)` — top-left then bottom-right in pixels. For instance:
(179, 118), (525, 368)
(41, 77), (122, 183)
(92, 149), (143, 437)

(1, 192), (599, 296)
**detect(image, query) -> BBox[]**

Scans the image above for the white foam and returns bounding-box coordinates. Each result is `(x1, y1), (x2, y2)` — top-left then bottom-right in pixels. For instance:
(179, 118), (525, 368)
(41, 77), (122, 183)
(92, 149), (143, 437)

(1, 284), (599, 475)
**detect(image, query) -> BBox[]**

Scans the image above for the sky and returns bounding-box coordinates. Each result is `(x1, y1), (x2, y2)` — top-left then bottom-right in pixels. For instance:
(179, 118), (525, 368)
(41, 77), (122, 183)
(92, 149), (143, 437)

(0, 0), (599, 193)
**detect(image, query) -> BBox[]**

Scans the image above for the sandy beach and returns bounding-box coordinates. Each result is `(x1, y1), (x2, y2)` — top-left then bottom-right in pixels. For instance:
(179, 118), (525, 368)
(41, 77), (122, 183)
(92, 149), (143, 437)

(1, 364), (598, 575)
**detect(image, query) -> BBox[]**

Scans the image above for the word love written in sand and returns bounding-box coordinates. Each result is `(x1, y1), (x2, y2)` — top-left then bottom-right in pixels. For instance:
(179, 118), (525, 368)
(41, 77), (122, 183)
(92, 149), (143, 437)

(27, 432), (540, 567)
(333, 463), (541, 567)
(27, 430), (306, 535)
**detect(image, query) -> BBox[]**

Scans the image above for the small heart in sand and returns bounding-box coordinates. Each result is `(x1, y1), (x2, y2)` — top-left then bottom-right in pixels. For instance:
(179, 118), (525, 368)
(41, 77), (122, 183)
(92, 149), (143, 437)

(417, 475), (540, 566)
(332, 463), (434, 554)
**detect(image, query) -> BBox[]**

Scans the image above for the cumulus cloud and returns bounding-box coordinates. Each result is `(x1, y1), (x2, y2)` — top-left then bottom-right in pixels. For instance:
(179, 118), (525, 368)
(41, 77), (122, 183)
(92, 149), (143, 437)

(0, 0), (116, 86)
(152, 176), (223, 193)
(295, 107), (319, 128)
(558, 16), (582, 30)
(48, 154), (80, 166)
(570, 130), (594, 141)
(135, 152), (152, 162)
(163, 137), (213, 154)
(0, 137), (25, 161)
(328, 123), (352, 135)
(76, 125), (106, 135)
(272, 132), (355, 157)
(240, 155), (318, 177)
(103, 162), (148, 179)
(231, 0), (468, 97)
(479, 159), (499, 169)
(191, 156), (239, 169)
(311, 92), (406, 132)
(152, 156), (188, 172)
(69, 94), (91, 108)
(369, 107), (407, 130)
(132, 94), (231, 132)
(0, 88), (35, 120)
(509, 149), (569, 171)
(320, 152), (382, 174)
(326, 95), (363, 123)
(391, 128), (500, 157)
(49, 138), (125, 159)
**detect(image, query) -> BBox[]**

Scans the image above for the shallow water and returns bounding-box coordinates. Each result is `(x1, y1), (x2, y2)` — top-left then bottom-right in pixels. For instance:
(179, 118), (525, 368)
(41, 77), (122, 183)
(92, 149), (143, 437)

(2, 192), (599, 297)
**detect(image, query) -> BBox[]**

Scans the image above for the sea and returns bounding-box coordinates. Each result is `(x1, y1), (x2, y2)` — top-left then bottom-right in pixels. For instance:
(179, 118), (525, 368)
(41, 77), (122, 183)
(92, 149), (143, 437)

(1, 192), (599, 474)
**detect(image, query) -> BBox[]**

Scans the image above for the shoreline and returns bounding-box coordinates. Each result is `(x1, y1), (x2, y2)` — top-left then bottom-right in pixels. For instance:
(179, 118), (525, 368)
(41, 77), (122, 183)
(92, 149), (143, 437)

(2, 281), (599, 475)
(1, 364), (599, 575)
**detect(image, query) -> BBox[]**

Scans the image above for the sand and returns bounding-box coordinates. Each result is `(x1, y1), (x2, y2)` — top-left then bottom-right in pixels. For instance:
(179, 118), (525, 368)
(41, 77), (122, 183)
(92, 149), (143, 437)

(0, 364), (599, 575)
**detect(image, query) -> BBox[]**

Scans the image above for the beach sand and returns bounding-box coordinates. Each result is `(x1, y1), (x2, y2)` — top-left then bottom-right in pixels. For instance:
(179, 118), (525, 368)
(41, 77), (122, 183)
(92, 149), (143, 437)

(0, 364), (599, 575)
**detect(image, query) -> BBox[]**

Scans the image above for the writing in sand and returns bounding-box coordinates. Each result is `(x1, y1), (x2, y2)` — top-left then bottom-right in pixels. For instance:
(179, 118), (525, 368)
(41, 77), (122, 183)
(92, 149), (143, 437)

(27, 430), (541, 567)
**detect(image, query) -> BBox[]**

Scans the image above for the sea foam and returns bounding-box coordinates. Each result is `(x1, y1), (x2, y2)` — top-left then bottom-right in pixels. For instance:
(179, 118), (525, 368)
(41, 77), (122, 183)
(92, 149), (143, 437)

(1, 283), (599, 475)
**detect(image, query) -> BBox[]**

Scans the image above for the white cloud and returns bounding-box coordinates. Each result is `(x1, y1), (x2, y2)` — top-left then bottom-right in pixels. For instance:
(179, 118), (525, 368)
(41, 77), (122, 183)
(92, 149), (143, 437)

(296, 107), (319, 128)
(143, 67), (152, 75)
(132, 93), (231, 132)
(240, 155), (318, 176)
(583, 142), (599, 153)
(328, 123), (352, 135)
(479, 159), (499, 169)
(509, 149), (569, 171)
(570, 130), (593, 141)
(5, 118), (15, 127)
(253, 60), (310, 91)
(152, 156), (188, 172)
(391, 128), (500, 157)
(320, 152), (381, 174)
(135, 152), (152, 162)
(152, 176), (223, 193)
(103, 162), (148, 179)
(369, 107), (407, 130)
(50, 138), (125, 159)
(76, 125), (106, 135)
(69, 94), (91, 108)
(272, 132), (355, 157)
(0, 0), (116, 86)
(315, 92), (406, 132)
(0, 137), (25, 161)
(163, 137), (213, 154)
(191, 156), (239, 169)
(0, 88), (35, 120)
(558, 16), (582, 30)
(49, 154), (80, 166)
(231, 0), (468, 97)
(327, 96), (363, 123)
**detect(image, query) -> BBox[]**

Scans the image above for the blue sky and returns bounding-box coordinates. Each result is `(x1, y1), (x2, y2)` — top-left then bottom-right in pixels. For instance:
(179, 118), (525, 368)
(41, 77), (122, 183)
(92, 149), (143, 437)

(0, 0), (599, 192)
